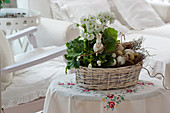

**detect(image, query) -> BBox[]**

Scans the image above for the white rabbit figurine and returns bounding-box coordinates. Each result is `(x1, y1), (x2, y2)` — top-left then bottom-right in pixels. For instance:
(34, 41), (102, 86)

(93, 34), (104, 56)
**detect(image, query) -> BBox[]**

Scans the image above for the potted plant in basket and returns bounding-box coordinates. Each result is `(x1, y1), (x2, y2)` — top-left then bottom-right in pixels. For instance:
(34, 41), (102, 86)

(65, 12), (145, 90)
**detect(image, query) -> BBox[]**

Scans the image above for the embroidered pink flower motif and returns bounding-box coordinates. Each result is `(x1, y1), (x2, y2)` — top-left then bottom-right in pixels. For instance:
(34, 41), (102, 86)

(83, 89), (90, 92)
(137, 82), (145, 85)
(109, 101), (115, 108)
(137, 82), (142, 85)
(127, 89), (133, 93)
(67, 83), (75, 85)
(58, 83), (65, 85)
(107, 94), (114, 98)
(147, 82), (153, 85)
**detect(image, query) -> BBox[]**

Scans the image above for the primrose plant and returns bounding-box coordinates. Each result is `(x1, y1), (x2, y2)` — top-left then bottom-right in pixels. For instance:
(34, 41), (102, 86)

(65, 12), (118, 73)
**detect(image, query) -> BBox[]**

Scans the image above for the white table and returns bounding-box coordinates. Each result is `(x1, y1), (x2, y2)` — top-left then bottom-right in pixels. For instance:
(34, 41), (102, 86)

(0, 8), (41, 54)
(43, 73), (170, 113)
(0, 8), (40, 30)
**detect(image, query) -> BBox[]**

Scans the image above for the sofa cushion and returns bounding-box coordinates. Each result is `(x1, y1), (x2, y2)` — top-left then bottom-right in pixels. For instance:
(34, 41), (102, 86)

(148, 1), (170, 23)
(50, 0), (110, 23)
(107, 0), (130, 28)
(128, 23), (170, 38)
(109, 19), (130, 33)
(112, 0), (165, 30)
(64, 0), (110, 23)
(34, 17), (80, 47)
(0, 30), (14, 91)
(50, 0), (70, 21)
(2, 55), (66, 108)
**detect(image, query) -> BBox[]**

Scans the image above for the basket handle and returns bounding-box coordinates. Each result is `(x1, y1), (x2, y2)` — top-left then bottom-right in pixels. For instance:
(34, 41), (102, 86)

(142, 67), (169, 90)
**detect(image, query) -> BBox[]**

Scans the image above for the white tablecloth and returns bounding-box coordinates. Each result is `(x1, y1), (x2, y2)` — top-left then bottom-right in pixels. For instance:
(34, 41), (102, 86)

(43, 72), (170, 113)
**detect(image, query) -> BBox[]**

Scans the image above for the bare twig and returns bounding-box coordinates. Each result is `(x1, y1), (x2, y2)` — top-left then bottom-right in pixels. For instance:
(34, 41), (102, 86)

(142, 67), (169, 90)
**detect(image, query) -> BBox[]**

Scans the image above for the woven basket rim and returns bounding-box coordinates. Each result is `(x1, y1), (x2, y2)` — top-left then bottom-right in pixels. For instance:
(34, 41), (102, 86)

(78, 61), (143, 70)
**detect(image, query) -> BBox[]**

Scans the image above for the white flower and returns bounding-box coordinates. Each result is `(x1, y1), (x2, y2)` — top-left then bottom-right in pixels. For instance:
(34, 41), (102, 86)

(82, 33), (89, 39)
(109, 13), (116, 24)
(80, 16), (87, 24)
(87, 34), (95, 40)
(96, 11), (116, 25)
(73, 23), (79, 29)
(102, 12), (109, 19)
(87, 26), (94, 34)
(88, 63), (92, 68)
(88, 15), (96, 22)
(97, 13), (102, 19)
(109, 12), (116, 20)
(97, 60), (101, 66)
(87, 20), (95, 27)
(95, 23), (103, 33)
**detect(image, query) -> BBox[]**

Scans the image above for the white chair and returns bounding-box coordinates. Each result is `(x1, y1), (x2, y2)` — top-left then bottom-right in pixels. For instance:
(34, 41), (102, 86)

(0, 27), (67, 113)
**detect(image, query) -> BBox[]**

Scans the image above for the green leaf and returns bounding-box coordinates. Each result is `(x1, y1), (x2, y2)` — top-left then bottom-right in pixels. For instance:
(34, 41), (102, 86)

(4, 0), (10, 3)
(65, 55), (80, 74)
(103, 56), (114, 67)
(66, 36), (84, 57)
(121, 96), (125, 101)
(103, 27), (118, 52)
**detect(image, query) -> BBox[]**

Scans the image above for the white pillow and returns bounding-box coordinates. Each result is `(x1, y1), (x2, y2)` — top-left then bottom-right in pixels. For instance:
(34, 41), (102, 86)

(148, 0), (170, 23)
(65, 1), (110, 23)
(109, 19), (130, 34)
(107, 0), (130, 27)
(112, 0), (165, 30)
(50, 0), (70, 21)
(0, 30), (14, 91)
(50, 0), (110, 23)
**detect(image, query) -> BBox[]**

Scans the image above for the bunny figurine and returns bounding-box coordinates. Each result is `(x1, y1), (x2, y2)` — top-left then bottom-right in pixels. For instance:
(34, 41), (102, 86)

(93, 34), (104, 56)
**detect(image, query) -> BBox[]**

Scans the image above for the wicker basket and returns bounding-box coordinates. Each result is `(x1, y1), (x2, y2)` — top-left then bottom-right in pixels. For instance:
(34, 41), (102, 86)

(75, 61), (143, 90)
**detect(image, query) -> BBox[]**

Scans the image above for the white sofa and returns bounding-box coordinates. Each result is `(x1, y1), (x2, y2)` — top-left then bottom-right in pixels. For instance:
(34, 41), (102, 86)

(16, 0), (170, 46)
(16, 0), (80, 47)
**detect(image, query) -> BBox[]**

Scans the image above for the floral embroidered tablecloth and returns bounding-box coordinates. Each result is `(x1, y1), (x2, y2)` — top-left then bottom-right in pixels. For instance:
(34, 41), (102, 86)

(43, 74), (170, 113)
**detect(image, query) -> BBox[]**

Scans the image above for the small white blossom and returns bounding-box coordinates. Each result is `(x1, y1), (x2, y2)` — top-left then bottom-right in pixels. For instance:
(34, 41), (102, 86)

(82, 33), (89, 39)
(87, 26), (93, 33)
(73, 23), (79, 29)
(87, 20), (95, 28)
(97, 13), (102, 19)
(88, 63), (92, 68)
(109, 13), (116, 24)
(95, 23), (103, 33)
(80, 16), (87, 24)
(88, 15), (96, 22)
(97, 60), (101, 66)
(87, 34), (95, 40)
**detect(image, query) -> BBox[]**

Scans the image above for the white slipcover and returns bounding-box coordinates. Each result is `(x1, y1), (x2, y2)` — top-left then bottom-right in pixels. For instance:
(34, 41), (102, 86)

(112, 0), (165, 29)
(0, 30), (14, 91)
(2, 46), (67, 108)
